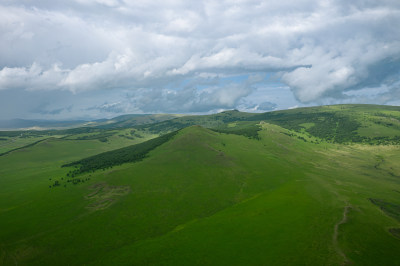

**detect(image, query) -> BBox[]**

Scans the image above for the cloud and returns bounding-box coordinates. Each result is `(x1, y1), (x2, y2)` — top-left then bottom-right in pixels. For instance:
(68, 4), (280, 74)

(128, 82), (254, 113)
(34, 105), (73, 115)
(87, 101), (126, 114)
(0, 0), (400, 118)
(281, 35), (400, 102)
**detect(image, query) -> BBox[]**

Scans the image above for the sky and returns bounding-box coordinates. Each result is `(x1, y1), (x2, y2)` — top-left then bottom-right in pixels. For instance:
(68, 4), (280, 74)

(0, 0), (400, 120)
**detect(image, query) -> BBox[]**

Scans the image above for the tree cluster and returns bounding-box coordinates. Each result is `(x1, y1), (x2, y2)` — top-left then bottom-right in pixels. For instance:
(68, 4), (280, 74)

(62, 130), (179, 175)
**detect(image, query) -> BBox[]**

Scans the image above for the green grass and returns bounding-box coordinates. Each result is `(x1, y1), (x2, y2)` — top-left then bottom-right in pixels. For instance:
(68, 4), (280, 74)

(299, 122), (315, 129)
(0, 127), (157, 155)
(358, 123), (400, 138)
(0, 135), (52, 155)
(210, 122), (261, 139)
(1, 105), (400, 265)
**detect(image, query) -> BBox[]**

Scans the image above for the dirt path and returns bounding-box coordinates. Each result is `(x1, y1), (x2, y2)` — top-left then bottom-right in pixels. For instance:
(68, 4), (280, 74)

(333, 205), (351, 265)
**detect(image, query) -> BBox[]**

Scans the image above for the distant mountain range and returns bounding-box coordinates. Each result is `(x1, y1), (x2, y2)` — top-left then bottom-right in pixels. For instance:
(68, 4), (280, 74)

(0, 118), (88, 130)
(0, 114), (182, 130)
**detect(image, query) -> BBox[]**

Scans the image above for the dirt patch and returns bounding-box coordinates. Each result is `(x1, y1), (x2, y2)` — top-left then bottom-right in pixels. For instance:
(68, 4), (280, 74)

(86, 182), (130, 211)
(333, 205), (351, 265)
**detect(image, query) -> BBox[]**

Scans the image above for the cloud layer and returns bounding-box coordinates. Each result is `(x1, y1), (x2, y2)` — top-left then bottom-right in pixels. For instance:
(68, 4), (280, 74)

(0, 0), (399, 118)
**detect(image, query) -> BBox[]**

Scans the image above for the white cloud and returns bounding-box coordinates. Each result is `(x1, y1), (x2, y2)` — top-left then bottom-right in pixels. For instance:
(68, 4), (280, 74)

(0, 0), (400, 118)
(127, 81), (254, 113)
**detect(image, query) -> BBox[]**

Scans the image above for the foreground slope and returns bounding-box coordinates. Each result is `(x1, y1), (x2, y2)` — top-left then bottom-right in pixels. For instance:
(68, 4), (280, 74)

(0, 106), (400, 265)
(93, 125), (400, 265)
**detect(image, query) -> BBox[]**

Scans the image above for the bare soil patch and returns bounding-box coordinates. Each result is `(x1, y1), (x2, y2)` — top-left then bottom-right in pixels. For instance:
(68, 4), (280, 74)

(86, 182), (130, 211)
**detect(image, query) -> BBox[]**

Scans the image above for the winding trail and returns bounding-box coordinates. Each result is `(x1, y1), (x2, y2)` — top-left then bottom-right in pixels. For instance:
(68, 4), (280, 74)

(333, 205), (351, 265)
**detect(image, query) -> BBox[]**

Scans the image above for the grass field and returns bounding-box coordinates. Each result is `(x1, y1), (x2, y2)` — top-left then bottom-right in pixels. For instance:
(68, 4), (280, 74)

(0, 135), (54, 155)
(1, 105), (400, 265)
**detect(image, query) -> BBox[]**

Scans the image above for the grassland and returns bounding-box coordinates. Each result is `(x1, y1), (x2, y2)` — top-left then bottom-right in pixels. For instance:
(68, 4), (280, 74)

(0, 104), (400, 265)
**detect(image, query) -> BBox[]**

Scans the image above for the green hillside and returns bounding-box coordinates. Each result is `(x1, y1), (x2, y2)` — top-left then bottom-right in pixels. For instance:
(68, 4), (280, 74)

(89, 114), (183, 129)
(135, 104), (400, 144)
(1, 105), (400, 265)
(251, 104), (400, 144)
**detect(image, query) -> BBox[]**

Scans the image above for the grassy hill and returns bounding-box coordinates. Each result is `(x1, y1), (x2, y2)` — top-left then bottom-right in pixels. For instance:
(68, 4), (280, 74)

(0, 105), (400, 265)
(134, 104), (400, 144)
(87, 113), (183, 129)
(251, 104), (400, 144)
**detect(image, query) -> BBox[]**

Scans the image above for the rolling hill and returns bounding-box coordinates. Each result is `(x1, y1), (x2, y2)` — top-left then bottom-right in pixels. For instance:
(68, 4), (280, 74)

(0, 104), (400, 265)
